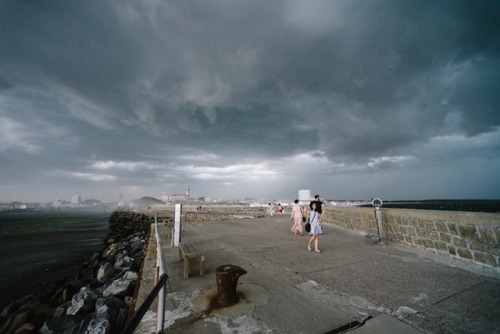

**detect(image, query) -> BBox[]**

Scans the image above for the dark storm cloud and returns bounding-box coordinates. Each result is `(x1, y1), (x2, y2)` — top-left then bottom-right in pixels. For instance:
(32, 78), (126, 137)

(0, 0), (499, 201)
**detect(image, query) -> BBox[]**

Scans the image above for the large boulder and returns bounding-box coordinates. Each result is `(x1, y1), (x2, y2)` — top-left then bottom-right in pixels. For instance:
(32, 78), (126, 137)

(102, 278), (135, 298)
(97, 262), (119, 284)
(66, 287), (99, 316)
(113, 254), (134, 270)
(85, 318), (110, 334)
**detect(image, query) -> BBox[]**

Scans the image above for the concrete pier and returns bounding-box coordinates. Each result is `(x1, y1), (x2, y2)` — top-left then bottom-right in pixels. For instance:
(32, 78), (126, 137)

(133, 213), (500, 333)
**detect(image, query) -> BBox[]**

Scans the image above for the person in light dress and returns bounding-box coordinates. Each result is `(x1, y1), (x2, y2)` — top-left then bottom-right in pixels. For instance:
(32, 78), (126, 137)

(290, 199), (304, 236)
(307, 202), (322, 253)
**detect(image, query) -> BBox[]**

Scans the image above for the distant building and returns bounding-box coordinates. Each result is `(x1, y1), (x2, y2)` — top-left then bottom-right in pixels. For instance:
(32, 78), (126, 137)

(0, 203), (11, 210)
(198, 196), (211, 203)
(71, 194), (82, 205)
(298, 190), (311, 202)
(167, 186), (192, 203)
(169, 194), (188, 202)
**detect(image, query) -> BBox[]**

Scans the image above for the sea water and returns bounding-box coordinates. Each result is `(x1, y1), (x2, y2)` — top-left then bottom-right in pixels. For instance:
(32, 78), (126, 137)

(0, 210), (110, 310)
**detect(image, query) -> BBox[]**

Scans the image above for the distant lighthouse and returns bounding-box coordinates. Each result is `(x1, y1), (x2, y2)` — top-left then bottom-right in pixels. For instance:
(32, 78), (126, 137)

(186, 186), (190, 198)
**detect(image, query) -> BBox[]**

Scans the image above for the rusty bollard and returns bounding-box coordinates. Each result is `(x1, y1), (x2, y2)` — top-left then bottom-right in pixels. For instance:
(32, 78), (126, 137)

(215, 265), (247, 306)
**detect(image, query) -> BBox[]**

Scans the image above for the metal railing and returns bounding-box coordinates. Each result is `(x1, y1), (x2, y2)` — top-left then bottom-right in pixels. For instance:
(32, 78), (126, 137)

(120, 213), (169, 334)
(120, 273), (168, 334)
(154, 216), (168, 333)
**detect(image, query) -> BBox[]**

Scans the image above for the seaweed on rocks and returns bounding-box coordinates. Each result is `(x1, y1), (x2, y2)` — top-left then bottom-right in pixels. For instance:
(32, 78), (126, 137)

(0, 210), (154, 334)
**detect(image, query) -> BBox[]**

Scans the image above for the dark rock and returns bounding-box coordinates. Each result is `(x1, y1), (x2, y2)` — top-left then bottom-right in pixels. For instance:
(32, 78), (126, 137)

(13, 323), (35, 334)
(39, 314), (87, 334)
(102, 278), (135, 298)
(51, 280), (83, 306)
(103, 296), (127, 310)
(114, 254), (134, 270)
(115, 309), (128, 332)
(66, 287), (98, 316)
(97, 263), (119, 284)
(122, 271), (138, 281)
(85, 318), (110, 334)
(1, 310), (35, 334)
(79, 267), (95, 283)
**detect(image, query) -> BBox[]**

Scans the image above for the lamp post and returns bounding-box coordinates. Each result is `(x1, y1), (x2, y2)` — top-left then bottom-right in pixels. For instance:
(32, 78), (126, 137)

(372, 198), (384, 245)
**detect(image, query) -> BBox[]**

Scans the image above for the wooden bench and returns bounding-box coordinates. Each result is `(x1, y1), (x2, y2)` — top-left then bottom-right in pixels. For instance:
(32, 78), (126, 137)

(177, 242), (206, 279)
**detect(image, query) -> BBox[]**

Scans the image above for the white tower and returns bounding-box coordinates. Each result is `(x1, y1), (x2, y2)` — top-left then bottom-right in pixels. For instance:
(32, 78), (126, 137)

(186, 186), (190, 198)
(71, 194), (81, 205)
(298, 189), (311, 202)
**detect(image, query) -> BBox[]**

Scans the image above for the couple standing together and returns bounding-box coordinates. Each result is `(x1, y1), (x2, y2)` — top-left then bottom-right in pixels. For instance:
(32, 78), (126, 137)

(290, 195), (324, 253)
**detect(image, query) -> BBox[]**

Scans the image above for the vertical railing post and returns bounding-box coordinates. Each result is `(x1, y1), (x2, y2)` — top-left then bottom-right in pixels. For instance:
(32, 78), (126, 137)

(173, 204), (182, 247)
(155, 220), (167, 333)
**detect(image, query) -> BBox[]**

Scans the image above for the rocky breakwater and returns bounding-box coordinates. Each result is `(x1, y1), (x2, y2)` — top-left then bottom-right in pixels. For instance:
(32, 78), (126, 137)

(0, 210), (154, 334)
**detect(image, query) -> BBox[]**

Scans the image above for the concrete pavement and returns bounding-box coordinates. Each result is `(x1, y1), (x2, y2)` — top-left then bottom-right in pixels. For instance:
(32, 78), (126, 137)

(135, 214), (500, 333)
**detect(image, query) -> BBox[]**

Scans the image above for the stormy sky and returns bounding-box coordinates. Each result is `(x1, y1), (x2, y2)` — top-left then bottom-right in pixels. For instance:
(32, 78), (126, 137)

(1, 1), (499, 203)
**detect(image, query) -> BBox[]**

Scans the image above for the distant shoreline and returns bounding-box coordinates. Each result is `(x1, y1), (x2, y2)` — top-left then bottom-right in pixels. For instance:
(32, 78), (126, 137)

(2, 199), (499, 214)
(0, 206), (114, 214)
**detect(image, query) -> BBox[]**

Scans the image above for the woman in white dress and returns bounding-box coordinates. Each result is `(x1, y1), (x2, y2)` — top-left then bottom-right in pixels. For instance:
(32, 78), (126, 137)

(307, 202), (322, 253)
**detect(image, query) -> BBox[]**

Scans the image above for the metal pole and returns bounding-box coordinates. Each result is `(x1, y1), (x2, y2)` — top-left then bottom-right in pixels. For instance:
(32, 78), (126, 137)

(154, 219), (169, 333)
(371, 198), (385, 245)
(120, 274), (168, 334)
(375, 207), (384, 243)
(173, 204), (182, 247)
(156, 281), (166, 333)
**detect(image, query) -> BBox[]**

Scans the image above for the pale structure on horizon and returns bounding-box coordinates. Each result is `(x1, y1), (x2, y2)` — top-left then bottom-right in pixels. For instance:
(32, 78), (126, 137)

(298, 190), (311, 202)
(71, 194), (81, 205)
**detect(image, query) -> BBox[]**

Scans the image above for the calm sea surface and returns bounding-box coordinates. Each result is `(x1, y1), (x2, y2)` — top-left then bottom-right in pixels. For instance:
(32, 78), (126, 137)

(0, 210), (109, 310)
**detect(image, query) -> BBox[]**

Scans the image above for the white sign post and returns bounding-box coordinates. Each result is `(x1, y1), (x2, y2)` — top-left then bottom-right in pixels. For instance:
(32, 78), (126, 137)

(173, 204), (182, 246)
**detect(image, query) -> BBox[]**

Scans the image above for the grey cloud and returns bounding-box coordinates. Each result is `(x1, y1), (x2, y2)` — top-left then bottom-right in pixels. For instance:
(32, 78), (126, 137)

(0, 0), (499, 201)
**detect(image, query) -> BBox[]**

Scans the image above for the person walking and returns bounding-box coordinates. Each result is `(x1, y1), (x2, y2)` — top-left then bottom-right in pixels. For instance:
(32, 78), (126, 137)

(290, 199), (303, 236)
(307, 202), (322, 253)
(277, 203), (284, 215)
(267, 203), (274, 216)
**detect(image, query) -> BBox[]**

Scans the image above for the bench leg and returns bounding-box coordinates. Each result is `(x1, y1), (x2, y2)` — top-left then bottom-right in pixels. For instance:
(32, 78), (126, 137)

(183, 257), (190, 279)
(200, 256), (206, 276)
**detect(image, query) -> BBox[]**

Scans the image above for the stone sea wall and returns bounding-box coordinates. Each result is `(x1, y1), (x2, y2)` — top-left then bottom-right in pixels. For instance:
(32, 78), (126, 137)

(0, 211), (155, 334)
(323, 206), (500, 275)
(182, 206), (266, 221)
